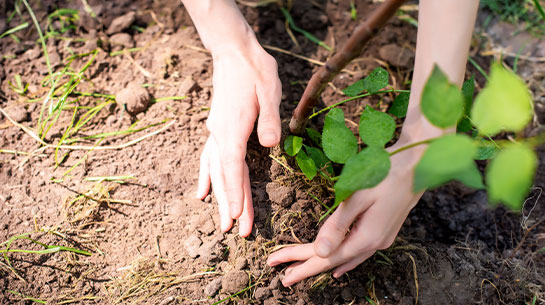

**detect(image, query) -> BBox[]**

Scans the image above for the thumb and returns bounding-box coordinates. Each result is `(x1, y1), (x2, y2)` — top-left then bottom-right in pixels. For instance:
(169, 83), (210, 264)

(256, 79), (282, 147)
(314, 202), (360, 257)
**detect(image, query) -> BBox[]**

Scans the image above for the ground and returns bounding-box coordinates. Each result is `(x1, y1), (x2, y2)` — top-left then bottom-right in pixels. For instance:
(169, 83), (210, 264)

(1, 0), (544, 304)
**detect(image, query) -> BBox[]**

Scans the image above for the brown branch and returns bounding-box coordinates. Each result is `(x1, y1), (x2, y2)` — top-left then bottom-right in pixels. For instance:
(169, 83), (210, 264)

(289, 0), (408, 133)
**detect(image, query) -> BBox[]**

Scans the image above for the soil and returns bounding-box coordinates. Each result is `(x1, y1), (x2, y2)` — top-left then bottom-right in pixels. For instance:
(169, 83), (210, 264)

(1, 0), (544, 304)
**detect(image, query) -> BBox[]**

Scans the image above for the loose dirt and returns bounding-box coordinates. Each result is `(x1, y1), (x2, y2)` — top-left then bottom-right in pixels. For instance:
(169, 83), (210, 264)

(1, 0), (544, 304)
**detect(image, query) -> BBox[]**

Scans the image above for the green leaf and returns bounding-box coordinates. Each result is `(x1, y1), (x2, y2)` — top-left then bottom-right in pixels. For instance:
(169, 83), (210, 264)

(414, 134), (483, 192)
(359, 105), (396, 147)
(388, 92), (410, 118)
(471, 63), (533, 136)
(334, 146), (391, 205)
(363, 67), (389, 93)
(322, 108), (358, 164)
(306, 128), (322, 147)
(486, 144), (537, 210)
(457, 117), (473, 133)
(284, 135), (303, 156)
(475, 140), (497, 160)
(457, 76), (475, 133)
(421, 65), (464, 128)
(462, 75), (475, 115)
(296, 149), (317, 180)
(342, 67), (389, 96)
(305, 146), (333, 175)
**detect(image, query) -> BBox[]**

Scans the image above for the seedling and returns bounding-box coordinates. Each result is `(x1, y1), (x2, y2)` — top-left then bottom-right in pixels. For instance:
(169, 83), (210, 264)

(285, 64), (538, 219)
(8, 74), (28, 95)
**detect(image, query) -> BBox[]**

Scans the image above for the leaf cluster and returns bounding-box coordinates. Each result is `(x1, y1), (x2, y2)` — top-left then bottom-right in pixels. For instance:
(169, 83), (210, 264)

(285, 64), (537, 212)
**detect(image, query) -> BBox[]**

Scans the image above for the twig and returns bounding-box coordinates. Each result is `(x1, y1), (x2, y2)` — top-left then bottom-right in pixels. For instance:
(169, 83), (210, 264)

(289, 0), (407, 133)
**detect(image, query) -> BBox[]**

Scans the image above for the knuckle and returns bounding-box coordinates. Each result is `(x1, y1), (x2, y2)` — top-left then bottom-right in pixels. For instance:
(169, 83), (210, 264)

(258, 114), (278, 128)
(325, 218), (349, 236)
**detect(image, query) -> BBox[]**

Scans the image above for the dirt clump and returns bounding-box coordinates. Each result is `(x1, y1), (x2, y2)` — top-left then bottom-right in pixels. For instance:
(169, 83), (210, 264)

(266, 182), (295, 207)
(221, 270), (249, 294)
(106, 11), (136, 35)
(378, 43), (414, 68)
(110, 32), (134, 49)
(5, 105), (29, 122)
(116, 82), (151, 115)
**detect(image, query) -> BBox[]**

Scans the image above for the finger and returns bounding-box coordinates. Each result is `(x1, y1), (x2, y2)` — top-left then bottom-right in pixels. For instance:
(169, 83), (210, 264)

(217, 140), (246, 219)
(209, 141), (233, 232)
(256, 77), (281, 147)
(238, 165), (254, 237)
(267, 244), (315, 267)
(281, 256), (336, 287)
(332, 250), (375, 278)
(314, 198), (369, 258)
(196, 139), (211, 199)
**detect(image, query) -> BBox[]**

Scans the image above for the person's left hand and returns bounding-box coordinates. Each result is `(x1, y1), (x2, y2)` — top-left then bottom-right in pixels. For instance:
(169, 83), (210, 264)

(195, 46), (282, 238)
(267, 143), (426, 286)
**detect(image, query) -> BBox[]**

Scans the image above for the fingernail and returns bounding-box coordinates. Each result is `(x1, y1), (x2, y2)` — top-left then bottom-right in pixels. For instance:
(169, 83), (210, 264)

(239, 219), (247, 237)
(261, 132), (277, 144)
(315, 239), (332, 257)
(220, 221), (229, 233)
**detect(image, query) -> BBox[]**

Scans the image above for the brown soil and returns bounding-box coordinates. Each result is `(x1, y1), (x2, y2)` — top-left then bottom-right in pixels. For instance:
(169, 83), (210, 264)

(1, 1), (544, 304)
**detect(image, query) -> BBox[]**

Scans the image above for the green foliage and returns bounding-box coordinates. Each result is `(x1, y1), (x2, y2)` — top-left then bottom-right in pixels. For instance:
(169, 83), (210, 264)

(322, 108), (358, 164)
(359, 106), (395, 147)
(414, 134), (484, 192)
(471, 63), (533, 136)
(421, 65), (464, 128)
(285, 61), (537, 213)
(305, 146), (333, 175)
(481, 0), (545, 33)
(284, 135), (303, 156)
(306, 128), (322, 147)
(486, 144), (537, 209)
(343, 67), (389, 96)
(388, 92), (410, 118)
(457, 76), (475, 133)
(334, 146), (391, 205)
(296, 149), (317, 180)
(475, 140), (497, 160)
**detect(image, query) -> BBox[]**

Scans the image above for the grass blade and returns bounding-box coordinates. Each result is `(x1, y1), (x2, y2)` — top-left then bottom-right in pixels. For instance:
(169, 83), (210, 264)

(0, 22), (29, 39)
(280, 7), (332, 51)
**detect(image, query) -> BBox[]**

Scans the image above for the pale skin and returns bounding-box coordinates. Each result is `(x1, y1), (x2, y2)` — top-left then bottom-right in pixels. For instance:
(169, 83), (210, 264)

(183, 0), (479, 286)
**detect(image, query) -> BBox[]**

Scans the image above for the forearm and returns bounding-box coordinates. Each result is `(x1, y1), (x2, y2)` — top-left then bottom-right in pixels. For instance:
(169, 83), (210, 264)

(399, 0), (479, 145)
(180, 0), (261, 58)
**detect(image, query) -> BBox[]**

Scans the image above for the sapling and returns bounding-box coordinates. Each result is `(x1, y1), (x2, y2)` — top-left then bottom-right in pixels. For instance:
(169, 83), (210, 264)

(285, 63), (538, 218)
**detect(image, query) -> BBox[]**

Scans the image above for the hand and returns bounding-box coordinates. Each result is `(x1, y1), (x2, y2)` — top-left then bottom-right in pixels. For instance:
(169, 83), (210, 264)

(196, 45), (282, 237)
(267, 143), (426, 286)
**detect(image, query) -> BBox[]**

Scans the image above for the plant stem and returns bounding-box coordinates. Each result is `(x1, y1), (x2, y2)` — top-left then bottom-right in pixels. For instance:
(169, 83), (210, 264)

(388, 138), (434, 156)
(289, 0), (408, 133)
(308, 89), (410, 119)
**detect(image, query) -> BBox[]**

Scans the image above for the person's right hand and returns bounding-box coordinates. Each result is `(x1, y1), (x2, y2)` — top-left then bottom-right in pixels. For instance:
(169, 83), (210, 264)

(267, 138), (428, 286)
(196, 45), (282, 237)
